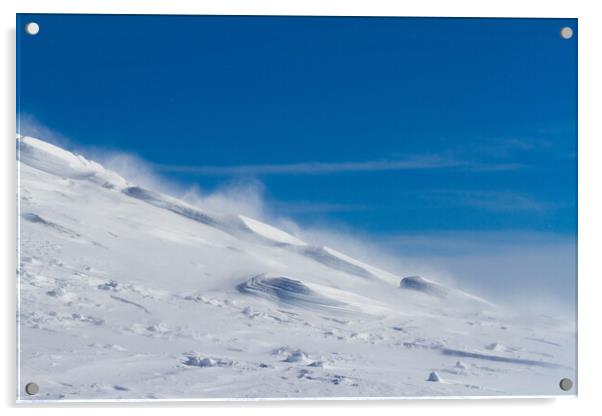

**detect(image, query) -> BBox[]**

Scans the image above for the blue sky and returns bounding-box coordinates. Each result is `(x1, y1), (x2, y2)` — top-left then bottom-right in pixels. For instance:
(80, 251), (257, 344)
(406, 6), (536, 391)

(17, 14), (577, 239)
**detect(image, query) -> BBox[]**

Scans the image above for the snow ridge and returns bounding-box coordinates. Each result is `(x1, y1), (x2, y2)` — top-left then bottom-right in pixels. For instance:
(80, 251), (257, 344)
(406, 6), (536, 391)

(16, 136), (575, 400)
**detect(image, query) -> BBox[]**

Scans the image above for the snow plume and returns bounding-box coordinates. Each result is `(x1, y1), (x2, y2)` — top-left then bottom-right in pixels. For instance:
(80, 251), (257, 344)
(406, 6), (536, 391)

(180, 180), (267, 219)
(102, 153), (269, 220)
(99, 152), (170, 193)
(16, 124), (576, 320)
(285, 225), (576, 320)
(16, 116), (271, 220)
(17, 114), (73, 150)
(16, 127), (576, 400)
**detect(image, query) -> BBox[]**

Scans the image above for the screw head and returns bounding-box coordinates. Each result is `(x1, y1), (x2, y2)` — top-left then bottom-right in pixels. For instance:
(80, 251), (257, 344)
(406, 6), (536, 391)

(560, 27), (573, 40)
(559, 378), (573, 391)
(24, 382), (39, 395)
(25, 22), (40, 36)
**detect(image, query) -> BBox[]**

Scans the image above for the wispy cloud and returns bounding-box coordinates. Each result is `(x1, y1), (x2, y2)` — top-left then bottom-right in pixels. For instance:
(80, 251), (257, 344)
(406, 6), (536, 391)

(422, 190), (560, 213)
(271, 201), (367, 215)
(153, 156), (524, 176)
(429, 135), (561, 161)
(459, 191), (556, 213)
(469, 137), (540, 158)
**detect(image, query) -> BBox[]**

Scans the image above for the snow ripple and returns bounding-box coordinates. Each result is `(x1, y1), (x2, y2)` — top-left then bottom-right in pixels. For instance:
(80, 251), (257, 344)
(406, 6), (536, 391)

(237, 274), (344, 312)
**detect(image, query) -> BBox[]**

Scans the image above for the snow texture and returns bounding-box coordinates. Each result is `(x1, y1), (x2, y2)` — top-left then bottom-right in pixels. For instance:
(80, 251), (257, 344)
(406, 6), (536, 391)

(16, 136), (576, 401)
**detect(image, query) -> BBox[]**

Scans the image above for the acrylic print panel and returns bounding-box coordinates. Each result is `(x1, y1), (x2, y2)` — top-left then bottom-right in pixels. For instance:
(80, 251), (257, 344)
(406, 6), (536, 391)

(16, 14), (577, 401)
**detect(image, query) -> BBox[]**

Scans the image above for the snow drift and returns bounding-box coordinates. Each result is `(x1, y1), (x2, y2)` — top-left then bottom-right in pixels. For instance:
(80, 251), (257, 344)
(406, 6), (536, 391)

(16, 136), (576, 400)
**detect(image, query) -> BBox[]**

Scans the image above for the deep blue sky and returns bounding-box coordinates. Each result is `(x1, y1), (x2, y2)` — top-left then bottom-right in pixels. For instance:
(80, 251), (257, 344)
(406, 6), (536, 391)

(17, 14), (577, 236)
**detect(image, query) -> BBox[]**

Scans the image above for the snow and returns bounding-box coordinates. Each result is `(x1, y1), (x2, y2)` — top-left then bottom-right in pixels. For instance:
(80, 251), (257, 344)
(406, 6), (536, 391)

(237, 274), (344, 312)
(181, 353), (234, 368)
(400, 275), (493, 307)
(17, 136), (128, 189)
(239, 215), (306, 246)
(427, 371), (441, 382)
(17, 136), (576, 401)
(320, 246), (400, 285)
(456, 361), (468, 370)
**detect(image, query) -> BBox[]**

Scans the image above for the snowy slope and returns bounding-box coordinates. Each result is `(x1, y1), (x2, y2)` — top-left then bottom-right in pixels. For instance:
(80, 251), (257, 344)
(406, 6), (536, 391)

(17, 136), (576, 401)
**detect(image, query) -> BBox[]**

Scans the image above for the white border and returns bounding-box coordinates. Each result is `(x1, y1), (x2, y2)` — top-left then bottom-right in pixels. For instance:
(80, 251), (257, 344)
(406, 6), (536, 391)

(3, 0), (601, 414)
(3, 0), (588, 18)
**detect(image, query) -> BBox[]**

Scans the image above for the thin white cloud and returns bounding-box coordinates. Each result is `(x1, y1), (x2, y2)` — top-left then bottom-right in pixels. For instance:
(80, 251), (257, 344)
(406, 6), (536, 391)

(152, 157), (524, 176)
(428, 190), (560, 213)
(271, 201), (367, 215)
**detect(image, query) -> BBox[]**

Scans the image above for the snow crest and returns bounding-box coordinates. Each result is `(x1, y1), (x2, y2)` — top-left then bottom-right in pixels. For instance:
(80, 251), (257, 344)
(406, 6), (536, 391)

(17, 136), (128, 189)
(16, 136), (575, 400)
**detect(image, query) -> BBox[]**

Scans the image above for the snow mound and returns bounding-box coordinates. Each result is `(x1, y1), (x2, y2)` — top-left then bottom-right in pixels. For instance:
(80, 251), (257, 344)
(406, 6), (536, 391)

(17, 136), (128, 189)
(400, 275), (493, 307)
(181, 353), (234, 368)
(272, 347), (312, 364)
(21, 212), (80, 238)
(238, 275), (388, 316)
(298, 246), (378, 280)
(485, 342), (506, 352)
(400, 276), (447, 297)
(237, 274), (343, 311)
(97, 280), (119, 291)
(123, 186), (221, 228)
(427, 371), (441, 382)
(239, 215), (306, 246)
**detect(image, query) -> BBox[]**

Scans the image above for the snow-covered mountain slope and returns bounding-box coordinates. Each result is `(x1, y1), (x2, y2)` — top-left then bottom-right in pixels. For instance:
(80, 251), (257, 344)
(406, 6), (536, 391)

(17, 136), (576, 400)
